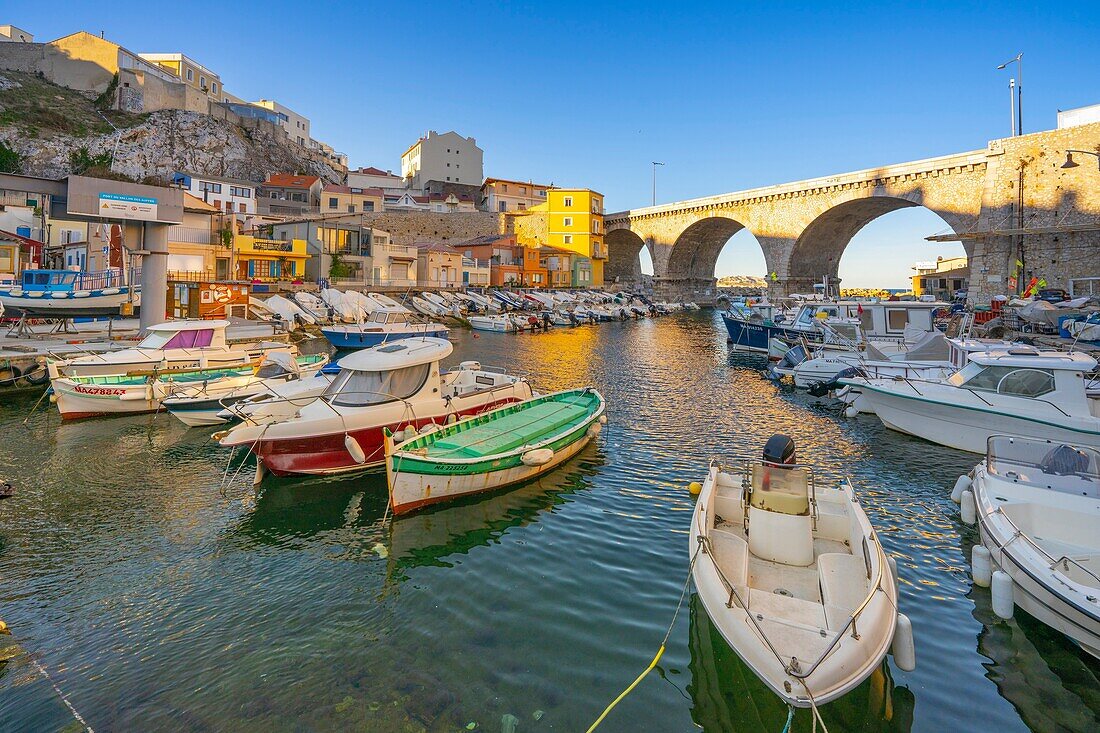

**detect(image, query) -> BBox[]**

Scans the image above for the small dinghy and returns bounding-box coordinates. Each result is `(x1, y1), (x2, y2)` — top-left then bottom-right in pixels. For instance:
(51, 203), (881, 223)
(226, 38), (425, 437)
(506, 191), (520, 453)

(468, 314), (517, 332)
(690, 435), (913, 709)
(384, 388), (605, 514)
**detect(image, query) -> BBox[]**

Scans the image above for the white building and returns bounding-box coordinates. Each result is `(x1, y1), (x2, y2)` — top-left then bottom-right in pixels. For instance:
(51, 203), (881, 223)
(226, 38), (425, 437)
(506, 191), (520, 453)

(1057, 103), (1100, 129)
(0, 24), (33, 42)
(253, 99), (310, 147)
(138, 52), (224, 100)
(347, 166), (405, 191)
(400, 130), (483, 189)
(170, 172), (258, 215)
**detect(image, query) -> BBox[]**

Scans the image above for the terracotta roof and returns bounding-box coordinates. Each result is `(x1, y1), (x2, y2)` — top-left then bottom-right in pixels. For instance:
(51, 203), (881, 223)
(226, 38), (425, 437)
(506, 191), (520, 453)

(264, 174), (320, 189)
(354, 166), (397, 176)
(412, 241), (460, 253)
(0, 229), (44, 246)
(322, 184), (384, 196)
(183, 193), (221, 212)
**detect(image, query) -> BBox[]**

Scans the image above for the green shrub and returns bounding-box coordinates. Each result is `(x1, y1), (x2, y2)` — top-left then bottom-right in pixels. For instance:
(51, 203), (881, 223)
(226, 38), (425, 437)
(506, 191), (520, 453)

(0, 140), (21, 173)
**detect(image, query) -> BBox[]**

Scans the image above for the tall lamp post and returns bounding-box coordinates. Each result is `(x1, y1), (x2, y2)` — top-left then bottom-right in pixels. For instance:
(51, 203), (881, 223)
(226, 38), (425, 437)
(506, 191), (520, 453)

(996, 53), (1023, 136)
(651, 161), (664, 207)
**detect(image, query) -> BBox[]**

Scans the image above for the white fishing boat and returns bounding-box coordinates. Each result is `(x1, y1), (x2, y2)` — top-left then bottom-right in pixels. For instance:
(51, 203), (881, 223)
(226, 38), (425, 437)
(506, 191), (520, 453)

(0, 269), (140, 318)
(842, 348), (1100, 453)
(958, 435), (1100, 659)
(293, 292), (332, 322)
(217, 338), (534, 480)
(410, 295), (449, 319)
(48, 320), (285, 379)
(214, 371), (335, 427)
(691, 436), (913, 709)
(162, 352), (329, 427)
(384, 388), (605, 514)
(468, 314), (518, 332)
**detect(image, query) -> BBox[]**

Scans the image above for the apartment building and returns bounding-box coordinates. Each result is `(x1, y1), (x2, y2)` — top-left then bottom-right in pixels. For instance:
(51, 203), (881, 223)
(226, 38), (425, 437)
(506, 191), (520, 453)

(170, 172), (257, 215)
(259, 174), (322, 215)
(254, 99), (310, 147)
(347, 167), (404, 191)
(481, 178), (549, 212)
(139, 52), (223, 100)
(401, 130), (483, 189)
(321, 184), (384, 214)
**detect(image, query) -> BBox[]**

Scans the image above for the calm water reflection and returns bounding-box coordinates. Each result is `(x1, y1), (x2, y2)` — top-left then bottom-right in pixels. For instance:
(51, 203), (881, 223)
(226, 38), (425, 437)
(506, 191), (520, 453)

(0, 311), (1096, 732)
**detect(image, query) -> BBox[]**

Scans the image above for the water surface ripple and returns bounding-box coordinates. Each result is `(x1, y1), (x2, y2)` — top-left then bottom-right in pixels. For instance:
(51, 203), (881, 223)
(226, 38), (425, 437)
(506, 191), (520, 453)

(1, 311), (1097, 732)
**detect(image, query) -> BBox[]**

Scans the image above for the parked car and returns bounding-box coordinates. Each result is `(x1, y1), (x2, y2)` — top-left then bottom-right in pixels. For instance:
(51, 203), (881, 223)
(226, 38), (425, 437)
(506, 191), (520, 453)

(1037, 288), (1069, 304)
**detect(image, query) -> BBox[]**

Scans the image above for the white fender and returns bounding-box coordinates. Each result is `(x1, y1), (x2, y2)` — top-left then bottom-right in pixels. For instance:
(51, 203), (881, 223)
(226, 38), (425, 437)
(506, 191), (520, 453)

(598, 414), (608, 425)
(991, 571), (1015, 620)
(844, 404), (859, 418)
(587, 422), (603, 439)
(971, 545), (992, 587)
(960, 489), (976, 526)
(951, 474), (971, 504)
(521, 448), (554, 466)
(344, 434), (367, 464)
(402, 425), (419, 442)
(891, 613), (916, 672)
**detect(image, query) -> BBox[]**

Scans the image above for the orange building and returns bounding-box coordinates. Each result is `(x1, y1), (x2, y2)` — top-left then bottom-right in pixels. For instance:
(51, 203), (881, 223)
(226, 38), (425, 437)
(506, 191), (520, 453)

(458, 234), (547, 287)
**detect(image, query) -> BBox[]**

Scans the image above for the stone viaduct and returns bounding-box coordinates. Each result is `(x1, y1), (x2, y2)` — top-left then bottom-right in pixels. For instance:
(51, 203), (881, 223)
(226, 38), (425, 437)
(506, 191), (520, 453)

(605, 122), (1100, 304)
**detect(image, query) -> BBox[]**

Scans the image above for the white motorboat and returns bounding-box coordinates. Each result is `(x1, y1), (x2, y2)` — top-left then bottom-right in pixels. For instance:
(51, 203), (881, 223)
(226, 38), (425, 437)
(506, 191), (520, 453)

(958, 435), (1100, 659)
(366, 292), (408, 312)
(293, 292), (332, 322)
(468, 314), (518, 332)
(162, 352), (329, 427)
(321, 289), (360, 322)
(48, 320), (284, 379)
(691, 436), (913, 708)
(842, 348), (1100, 453)
(321, 308), (449, 349)
(341, 290), (375, 320)
(214, 371), (335, 427)
(217, 338), (534, 479)
(410, 295), (449, 319)
(263, 294), (316, 326)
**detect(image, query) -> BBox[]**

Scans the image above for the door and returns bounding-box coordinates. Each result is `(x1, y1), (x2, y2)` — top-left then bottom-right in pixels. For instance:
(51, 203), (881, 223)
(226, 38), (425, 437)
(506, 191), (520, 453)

(173, 283), (189, 319)
(216, 258), (229, 281)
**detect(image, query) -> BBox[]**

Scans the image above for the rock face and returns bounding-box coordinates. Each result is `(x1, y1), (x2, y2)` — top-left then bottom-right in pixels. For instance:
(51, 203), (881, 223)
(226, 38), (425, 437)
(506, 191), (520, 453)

(1, 107), (342, 184)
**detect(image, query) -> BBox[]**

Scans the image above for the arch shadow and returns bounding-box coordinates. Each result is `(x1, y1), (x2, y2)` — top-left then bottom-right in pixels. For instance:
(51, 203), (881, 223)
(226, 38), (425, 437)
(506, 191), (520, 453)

(667, 216), (759, 280)
(605, 228), (648, 282)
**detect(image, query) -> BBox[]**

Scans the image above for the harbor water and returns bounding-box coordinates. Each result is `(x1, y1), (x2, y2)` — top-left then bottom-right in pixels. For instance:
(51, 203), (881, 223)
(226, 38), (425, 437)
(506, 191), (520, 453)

(1, 311), (1097, 732)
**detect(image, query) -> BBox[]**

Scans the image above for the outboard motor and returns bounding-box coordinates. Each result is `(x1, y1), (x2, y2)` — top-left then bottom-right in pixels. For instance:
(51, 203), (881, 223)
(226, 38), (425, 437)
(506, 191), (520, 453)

(762, 434), (796, 467)
(619, 308), (628, 321)
(569, 311), (581, 326)
(808, 366), (864, 397)
(542, 311), (552, 329)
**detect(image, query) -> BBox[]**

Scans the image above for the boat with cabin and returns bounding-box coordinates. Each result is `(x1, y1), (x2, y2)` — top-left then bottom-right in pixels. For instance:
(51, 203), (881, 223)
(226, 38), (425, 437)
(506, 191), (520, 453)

(690, 435), (913, 708)
(216, 337), (533, 480)
(320, 308), (449, 349)
(0, 269), (139, 318)
(842, 348), (1100, 453)
(384, 387), (605, 514)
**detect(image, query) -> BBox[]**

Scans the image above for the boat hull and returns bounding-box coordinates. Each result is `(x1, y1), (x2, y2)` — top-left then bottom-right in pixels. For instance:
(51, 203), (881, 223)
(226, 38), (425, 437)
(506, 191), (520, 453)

(722, 314), (816, 353)
(53, 381), (159, 419)
(321, 325), (449, 349)
(0, 288), (140, 318)
(850, 382), (1100, 453)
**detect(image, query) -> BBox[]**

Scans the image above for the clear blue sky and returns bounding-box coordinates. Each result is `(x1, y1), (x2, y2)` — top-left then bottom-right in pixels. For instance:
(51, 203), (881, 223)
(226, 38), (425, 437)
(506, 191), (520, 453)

(14, 2), (1100, 287)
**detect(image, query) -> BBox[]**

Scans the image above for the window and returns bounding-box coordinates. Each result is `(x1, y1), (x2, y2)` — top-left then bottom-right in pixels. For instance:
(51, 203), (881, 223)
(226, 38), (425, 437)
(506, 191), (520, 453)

(563, 197), (573, 207)
(592, 220), (601, 233)
(323, 364), (431, 407)
(563, 235), (573, 244)
(885, 308), (909, 331)
(270, 192), (278, 199)
(498, 201), (507, 212)
(238, 203), (246, 212)
(563, 217), (573, 226)
(518, 203), (525, 210)
(224, 200), (232, 212)
(348, 205), (356, 213)
(538, 190), (546, 197)
(291, 192), (305, 202)
(952, 364), (1056, 397)
(211, 82), (218, 94)
(447, 163), (451, 167)
(200, 75), (206, 88)
(365, 201), (375, 212)
(186, 69), (193, 81)
(230, 186), (251, 198)
(199, 181), (222, 194)
(519, 187), (526, 194)
(502, 184), (508, 192)
(328, 197), (339, 208)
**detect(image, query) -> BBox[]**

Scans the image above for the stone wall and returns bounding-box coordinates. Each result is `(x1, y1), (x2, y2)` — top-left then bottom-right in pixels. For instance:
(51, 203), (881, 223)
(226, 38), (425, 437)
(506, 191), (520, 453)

(508, 209), (549, 247)
(0, 40), (44, 73)
(117, 68), (208, 114)
(353, 211), (506, 246)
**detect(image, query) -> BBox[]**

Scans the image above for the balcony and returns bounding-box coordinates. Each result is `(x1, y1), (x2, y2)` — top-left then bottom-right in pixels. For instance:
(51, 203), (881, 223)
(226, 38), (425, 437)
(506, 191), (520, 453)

(373, 243), (419, 260)
(168, 226), (215, 245)
(250, 238), (294, 253)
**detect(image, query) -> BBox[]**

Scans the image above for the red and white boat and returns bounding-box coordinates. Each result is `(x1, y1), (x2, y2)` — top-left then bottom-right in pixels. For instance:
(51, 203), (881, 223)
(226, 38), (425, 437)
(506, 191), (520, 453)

(216, 337), (533, 480)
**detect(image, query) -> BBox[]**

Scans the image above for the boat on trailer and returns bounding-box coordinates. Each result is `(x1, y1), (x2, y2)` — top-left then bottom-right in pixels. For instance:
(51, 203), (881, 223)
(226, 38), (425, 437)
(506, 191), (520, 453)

(690, 435), (913, 708)
(0, 269), (140, 318)
(958, 435), (1100, 659)
(384, 387), (605, 514)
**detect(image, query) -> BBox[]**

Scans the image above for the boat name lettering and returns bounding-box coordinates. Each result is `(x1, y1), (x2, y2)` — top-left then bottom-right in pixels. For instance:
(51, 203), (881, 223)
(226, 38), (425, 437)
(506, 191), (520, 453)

(74, 385), (128, 396)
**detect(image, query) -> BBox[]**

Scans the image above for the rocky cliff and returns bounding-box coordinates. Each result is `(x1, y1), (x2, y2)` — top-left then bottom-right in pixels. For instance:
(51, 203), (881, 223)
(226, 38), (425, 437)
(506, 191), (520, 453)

(0, 71), (342, 184)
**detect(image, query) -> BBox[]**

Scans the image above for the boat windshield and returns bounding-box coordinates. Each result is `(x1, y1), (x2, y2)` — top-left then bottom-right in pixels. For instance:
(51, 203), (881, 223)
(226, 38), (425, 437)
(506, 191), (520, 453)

(986, 435), (1100, 497)
(321, 364), (430, 407)
(947, 362), (1056, 397)
(138, 328), (214, 349)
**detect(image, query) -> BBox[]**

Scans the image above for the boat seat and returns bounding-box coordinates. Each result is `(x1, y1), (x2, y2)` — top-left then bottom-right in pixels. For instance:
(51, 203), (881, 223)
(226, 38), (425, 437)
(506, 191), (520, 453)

(427, 401), (589, 458)
(708, 528), (749, 590)
(814, 500), (851, 544)
(818, 553), (870, 630)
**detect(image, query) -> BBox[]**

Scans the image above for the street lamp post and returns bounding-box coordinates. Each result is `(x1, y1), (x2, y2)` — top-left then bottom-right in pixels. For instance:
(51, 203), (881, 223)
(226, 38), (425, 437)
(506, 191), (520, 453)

(651, 161), (664, 207)
(996, 53), (1023, 136)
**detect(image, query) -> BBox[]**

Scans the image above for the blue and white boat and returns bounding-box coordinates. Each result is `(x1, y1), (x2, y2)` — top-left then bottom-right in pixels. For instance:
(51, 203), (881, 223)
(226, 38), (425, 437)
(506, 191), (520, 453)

(723, 300), (948, 354)
(0, 269), (139, 318)
(321, 307), (449, 349)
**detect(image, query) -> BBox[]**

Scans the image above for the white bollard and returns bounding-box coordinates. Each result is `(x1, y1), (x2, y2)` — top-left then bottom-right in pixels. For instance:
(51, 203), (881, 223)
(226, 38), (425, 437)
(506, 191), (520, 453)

(892, 613), (916, 672)
(960, 489), (977, 525)
(951, 474), (971, 504)
(991, 571), (1015, 620)
(972, 545), (993, 587)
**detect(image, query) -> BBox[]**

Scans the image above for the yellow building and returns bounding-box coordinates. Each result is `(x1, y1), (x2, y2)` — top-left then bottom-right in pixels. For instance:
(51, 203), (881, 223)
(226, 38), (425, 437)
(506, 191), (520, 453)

(233, 234), (310, 282)
(138, 53), (224, 99)
(511, 188), (606, 286)
(321, 184), (385, 214)
(911, 256), (969, 299)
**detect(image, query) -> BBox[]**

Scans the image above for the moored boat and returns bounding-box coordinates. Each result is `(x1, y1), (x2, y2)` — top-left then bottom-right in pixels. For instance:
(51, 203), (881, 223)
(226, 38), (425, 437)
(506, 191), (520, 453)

(321, 308), (449, 349)
(384, 387), (606, 514)
(0, 269), (140, 318)
(217, 337), (533, 479)
(690, 436), (913, 708)
(959, 435), (1100, 659)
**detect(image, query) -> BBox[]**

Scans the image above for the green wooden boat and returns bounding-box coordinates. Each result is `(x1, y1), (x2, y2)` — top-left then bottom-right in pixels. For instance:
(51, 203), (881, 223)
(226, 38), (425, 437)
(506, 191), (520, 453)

(384, 387), (606, 514)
